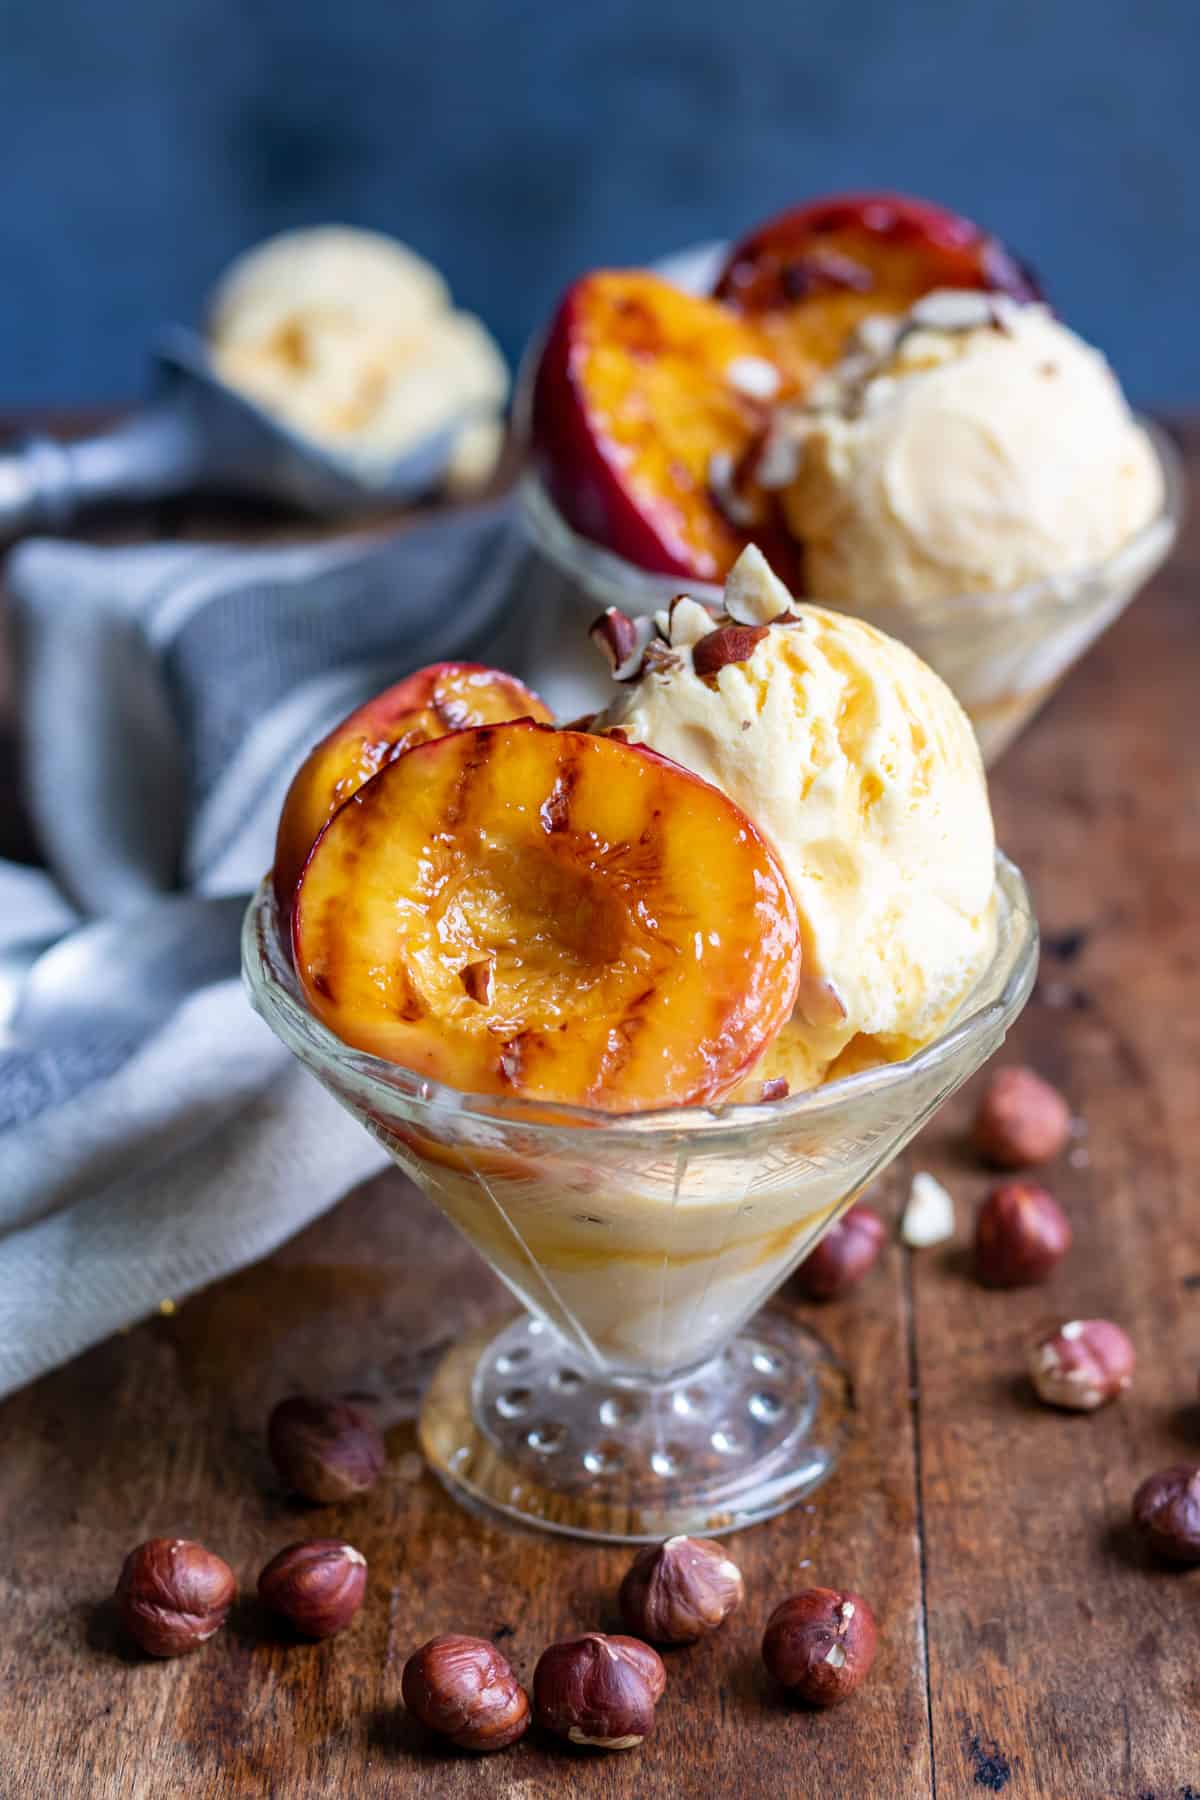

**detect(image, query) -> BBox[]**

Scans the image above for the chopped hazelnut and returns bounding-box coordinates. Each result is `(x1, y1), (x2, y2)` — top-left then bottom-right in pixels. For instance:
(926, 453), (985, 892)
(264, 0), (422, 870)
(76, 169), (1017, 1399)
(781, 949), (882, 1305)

(459, 959), (495, 1005)
(724, 544), (798, 624)
(692, 623), (769, 680)
(900, 1172), (955, 1248)
(588, 608), (655, 682)
(666, 596), (718, 650)
(725, 354), (782, 403)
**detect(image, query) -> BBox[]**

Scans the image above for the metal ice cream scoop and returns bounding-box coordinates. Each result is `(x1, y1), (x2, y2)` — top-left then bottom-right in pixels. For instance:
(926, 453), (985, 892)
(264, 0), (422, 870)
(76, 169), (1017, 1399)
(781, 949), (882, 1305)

(0, 327), (479, 541)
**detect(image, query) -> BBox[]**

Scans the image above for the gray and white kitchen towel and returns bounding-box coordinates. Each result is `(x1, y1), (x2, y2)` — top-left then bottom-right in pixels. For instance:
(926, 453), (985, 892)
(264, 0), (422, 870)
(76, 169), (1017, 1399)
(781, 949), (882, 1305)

(0, 504), (599, 1398)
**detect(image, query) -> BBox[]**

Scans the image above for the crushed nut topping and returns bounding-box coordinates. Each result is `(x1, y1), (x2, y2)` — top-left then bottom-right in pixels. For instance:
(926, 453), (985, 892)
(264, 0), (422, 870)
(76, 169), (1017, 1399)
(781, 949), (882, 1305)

(589, 608), (657, 682)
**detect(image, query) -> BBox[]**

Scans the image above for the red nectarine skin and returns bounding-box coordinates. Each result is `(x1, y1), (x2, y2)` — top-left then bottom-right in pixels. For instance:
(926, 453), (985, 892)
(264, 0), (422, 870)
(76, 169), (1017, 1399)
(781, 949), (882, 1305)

(272, 663), (552, 912)
(530, 270), (802, 584)
(292, 720), (802, 1112)
(715, 190), (1042, 384)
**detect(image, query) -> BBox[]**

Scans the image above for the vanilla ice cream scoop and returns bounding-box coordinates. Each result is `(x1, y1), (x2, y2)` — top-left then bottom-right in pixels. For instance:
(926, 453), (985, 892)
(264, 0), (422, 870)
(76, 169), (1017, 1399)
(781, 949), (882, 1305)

(208, 226), (509, 491)
(598, 546), (997, 1090)
(767, 292), (1163, 607)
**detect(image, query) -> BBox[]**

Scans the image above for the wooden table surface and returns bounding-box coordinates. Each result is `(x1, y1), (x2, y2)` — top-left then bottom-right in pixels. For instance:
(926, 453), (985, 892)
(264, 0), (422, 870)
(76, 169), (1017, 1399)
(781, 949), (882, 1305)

(1, 425), (1198, 1800)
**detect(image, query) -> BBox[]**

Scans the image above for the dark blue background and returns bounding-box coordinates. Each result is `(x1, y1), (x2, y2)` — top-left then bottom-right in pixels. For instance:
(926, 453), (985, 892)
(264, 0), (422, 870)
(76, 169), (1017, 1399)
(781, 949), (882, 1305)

(3, 0), (1194, 407)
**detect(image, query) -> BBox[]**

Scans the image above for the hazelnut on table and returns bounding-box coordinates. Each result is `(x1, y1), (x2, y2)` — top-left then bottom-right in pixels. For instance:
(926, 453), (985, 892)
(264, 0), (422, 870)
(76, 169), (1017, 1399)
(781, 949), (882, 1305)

(1132, 1467), (1200, 1564)
(266, 1395), (385, 1504)
(258, 1539), (366, 1638)
(974, 1182), (1071, 1287)
(762, 1588), (878, 1706)
(972, 1066), (1072, 1168)
(1028, 1320), (1134, 1411)
(793, 1205), (885, 1300)
(114, 1538), (236, 1658)
(401, 1635), (530, 1751)
(533, 1633), (666, 1750)
(619, 1536), (744, 1643)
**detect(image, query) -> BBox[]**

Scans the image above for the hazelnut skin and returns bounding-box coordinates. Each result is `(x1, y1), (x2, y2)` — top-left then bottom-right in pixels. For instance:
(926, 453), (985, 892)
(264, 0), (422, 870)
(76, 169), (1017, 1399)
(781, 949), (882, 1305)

(533, 1633), (666, 1750)
(792, 1206), (885, 1301)
(619, 1535), (745, 1643)
(258, 1539), (367, 1638)
(114, 1538), (236, 1658)
(974, 1182), (1071, 1287)
(762, 1588), (878, 1706)
(1132, 1466), (1200, 1564)
(401, 1635), (530, 1751)
(1028, 1320), (1134, 1411)
(267, 1395), (385, 1503)
(972, 1066), (1071, 1168)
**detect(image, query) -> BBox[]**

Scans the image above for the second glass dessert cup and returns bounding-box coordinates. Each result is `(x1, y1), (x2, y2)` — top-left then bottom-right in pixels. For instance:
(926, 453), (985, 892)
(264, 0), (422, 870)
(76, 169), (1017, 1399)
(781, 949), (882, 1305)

(519, 423), (1181, 767)
(244, 858), (1036, 1541)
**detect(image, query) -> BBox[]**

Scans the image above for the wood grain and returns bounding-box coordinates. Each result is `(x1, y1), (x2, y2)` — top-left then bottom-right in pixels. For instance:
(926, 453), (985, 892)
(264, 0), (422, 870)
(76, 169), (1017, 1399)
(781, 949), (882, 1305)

(0, 423), (1196, 1798)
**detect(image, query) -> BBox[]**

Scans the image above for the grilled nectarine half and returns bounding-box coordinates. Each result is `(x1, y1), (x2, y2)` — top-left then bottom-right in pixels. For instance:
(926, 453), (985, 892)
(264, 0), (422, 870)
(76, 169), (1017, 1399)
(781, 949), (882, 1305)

(530, 269), (801, 585)
(292, 720), (802, 1111)
(273, 662), (552, 911)
(714, 191), (1041, 385)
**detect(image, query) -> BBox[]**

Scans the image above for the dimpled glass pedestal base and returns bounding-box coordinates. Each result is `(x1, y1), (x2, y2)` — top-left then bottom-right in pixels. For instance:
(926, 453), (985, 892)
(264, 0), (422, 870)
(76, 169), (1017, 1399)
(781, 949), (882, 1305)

(244, 855), (1036, 1544)
(419, 1309), (850, 1541)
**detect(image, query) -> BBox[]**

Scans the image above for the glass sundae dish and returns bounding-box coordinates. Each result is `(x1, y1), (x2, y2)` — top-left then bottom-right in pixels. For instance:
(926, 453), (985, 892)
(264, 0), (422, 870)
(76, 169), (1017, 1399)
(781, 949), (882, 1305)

(244, 554), (1037, 1539)
(519, 191), (1179, 762)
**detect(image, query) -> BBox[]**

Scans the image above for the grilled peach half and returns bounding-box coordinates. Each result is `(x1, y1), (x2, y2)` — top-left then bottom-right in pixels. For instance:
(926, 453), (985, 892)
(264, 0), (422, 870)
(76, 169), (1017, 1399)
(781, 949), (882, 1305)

(292, 720), (802, 1111)
(714, 190), (1041, 386)
(273, 662), (553, 912)
(530, 269), (802, 585)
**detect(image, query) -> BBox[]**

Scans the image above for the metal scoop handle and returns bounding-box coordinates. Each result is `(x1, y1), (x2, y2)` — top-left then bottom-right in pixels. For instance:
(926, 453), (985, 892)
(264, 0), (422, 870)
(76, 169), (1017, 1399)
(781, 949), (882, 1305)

(0, 406), (208, 537)
(0, 327), (481, 541)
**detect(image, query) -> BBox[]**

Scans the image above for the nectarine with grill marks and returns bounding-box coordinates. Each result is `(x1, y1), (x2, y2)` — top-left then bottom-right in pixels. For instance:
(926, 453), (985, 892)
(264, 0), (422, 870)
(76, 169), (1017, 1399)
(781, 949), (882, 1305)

(292, 720), (802, 1111)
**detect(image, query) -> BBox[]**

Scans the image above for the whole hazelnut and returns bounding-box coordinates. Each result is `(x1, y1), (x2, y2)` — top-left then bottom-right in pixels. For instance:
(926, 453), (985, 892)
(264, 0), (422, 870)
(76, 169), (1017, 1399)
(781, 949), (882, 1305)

(401, 1634), (530, 1752)
(1132, 1466), (1200, 1564)
(533, 1633), (666, 1750)
(1028, 1319), (1134, 1411)
(267, 1395), (385, 1503)
(762, 1588), (878, 1706)
(114, 1538), (236, 1658)
(974, 1182), (1071, 1287)
(258, 1539), (367, 1638)
(972, 1066), (1071, 1168)
(619, 1536), (744, 1643)
(792, 1206), (885, 1301)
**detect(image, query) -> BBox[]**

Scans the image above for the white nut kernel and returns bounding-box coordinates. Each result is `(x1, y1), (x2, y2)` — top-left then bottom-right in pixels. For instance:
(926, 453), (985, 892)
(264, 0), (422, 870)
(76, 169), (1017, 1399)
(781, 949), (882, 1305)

(668, 597), (716, 650)
(726, 354), (782, 402)
(724, 544), (797, 625)
(901, 1172), (955, 1248)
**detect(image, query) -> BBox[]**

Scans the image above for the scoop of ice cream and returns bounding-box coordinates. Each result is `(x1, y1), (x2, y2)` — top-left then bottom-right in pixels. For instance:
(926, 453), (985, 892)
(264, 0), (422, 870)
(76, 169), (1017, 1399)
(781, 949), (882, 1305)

(598, 547), (996, 1090)
(207, 226), (509, 488)
(767, 292), (1163, 606)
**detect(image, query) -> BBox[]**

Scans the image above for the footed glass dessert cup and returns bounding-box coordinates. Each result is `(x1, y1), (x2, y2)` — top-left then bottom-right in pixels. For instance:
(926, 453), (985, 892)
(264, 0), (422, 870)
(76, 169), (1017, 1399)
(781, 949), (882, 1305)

(244, 857), (1036, 1540)
(519, 421), (1181, 767)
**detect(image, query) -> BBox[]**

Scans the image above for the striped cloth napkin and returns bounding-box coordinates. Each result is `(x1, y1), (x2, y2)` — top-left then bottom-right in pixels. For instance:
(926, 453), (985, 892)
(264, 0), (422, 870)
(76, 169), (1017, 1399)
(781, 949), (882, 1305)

(0, 503), (597, 1397)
